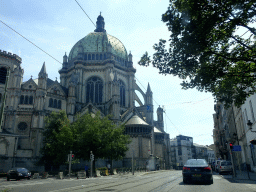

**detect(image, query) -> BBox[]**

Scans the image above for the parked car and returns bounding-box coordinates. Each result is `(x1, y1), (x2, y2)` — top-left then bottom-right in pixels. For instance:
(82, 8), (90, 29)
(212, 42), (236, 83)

(182, 159), (213, 184)
(7, 167), (31, 181)
(215, 160), (223, 172)
(219, 161), (233, 174)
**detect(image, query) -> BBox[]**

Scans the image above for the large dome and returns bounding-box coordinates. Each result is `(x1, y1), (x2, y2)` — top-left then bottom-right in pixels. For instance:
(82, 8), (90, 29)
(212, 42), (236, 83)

(68, 32), (128, 61)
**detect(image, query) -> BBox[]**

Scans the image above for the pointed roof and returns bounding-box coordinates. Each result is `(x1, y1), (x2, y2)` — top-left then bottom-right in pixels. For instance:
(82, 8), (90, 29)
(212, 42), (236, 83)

(154, 127), (163, 133)
(39, 62), (46, 74)
(146, 83), (152, 93)
(125, 115), (149, 126)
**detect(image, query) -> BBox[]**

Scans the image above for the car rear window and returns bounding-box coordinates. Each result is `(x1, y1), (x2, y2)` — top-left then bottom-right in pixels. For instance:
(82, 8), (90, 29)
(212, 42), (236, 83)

(185, 159), (208, 165)
(17, 168), (29, 173)
(221, 162), (232, 166)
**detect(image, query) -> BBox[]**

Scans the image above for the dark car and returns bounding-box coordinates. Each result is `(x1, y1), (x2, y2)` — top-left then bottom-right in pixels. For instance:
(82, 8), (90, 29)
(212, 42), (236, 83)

(182, 159), (213, 184)
(7, 167), (31, 181)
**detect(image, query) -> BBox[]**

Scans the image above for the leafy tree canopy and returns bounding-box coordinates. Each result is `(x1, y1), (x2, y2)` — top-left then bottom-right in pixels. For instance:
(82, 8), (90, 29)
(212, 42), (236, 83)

(72, 112), (131, 161)
(38, 110), (73, 169)
(139, 0), (256, 107)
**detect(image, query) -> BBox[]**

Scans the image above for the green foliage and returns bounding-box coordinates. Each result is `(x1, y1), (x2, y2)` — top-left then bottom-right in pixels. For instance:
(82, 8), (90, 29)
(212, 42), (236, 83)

(139, 0), (256, 107)
(72, 112), (131, 161)
(38, 110), (73, 168)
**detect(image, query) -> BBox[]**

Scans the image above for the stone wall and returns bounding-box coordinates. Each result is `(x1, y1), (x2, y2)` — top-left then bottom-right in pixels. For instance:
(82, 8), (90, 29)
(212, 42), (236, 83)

(155, 143), (163, 158)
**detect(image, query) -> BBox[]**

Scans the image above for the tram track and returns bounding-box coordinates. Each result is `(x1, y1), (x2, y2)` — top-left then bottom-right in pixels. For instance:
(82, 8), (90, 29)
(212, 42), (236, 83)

(65, 171), (181, 192)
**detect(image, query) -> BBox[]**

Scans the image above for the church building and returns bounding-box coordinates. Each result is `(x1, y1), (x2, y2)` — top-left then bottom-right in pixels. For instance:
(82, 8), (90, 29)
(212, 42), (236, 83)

(0, 14), (170, 171)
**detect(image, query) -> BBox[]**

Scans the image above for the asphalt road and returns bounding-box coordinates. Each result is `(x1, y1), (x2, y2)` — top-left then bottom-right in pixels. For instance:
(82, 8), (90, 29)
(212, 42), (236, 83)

(1, 170), (256, 192)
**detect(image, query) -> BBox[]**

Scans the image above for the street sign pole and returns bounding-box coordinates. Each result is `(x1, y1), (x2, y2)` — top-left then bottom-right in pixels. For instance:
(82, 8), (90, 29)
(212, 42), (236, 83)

(132, 149), (134, 175)
(229, 146), (235, 178)
(90, 151), (94, 178)
(69, 151), (72, 179)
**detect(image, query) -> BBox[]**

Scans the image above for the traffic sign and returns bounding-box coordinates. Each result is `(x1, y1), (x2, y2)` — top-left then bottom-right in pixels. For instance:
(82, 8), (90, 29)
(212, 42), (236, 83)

(232, 145), (241, 151)
(90, 154), (94, 161)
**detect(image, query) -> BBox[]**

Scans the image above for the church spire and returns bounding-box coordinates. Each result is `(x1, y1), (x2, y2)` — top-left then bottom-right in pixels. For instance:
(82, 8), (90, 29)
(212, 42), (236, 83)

(146, 83), (152, 93)
(94, 13), (106, 32)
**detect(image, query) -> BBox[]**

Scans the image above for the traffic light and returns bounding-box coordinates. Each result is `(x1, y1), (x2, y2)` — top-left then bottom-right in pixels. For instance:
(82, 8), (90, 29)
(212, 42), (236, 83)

(250, 140), (256, 145)
(229, 143), (233, 150)
(71, 154), (75, 160)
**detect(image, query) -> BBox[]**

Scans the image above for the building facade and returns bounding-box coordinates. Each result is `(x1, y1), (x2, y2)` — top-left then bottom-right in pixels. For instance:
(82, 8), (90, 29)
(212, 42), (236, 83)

(0, 14), (170, 172)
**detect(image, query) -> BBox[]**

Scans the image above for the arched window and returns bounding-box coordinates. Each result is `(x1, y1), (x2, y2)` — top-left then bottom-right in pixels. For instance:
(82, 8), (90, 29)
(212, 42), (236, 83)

(0, 67), (7, 84)
(24, 96), (29, 104)
(20, 95), (24, 104)
(49, 98), (53, 107)
(53, 99), (57, 108)
(92, 54), (95, 60)
(100, 54), (102, 60)
(29, 96), (33, 104)
(96, 54), (99, 60)
(88, 54), (91, 60)
(58, 100), (61, 109)
(86, 77), (103, 104)
(120, 80), (125, 107)
(84, 54), (87, 60)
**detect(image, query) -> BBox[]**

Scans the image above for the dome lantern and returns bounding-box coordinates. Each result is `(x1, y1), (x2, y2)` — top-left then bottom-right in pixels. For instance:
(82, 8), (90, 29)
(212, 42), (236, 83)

(94, 12), (106, 32)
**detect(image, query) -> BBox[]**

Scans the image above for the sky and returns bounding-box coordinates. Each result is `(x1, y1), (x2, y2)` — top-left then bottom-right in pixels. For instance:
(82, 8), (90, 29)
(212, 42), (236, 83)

(0, 0), (216, 145)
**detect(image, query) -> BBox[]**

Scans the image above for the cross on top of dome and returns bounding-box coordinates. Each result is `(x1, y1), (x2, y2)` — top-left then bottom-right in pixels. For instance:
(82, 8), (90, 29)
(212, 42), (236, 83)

(94, 12), (106, 32)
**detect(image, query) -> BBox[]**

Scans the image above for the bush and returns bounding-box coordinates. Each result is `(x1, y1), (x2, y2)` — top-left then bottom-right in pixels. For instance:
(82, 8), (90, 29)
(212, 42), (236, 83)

(96, 167), (107, 171)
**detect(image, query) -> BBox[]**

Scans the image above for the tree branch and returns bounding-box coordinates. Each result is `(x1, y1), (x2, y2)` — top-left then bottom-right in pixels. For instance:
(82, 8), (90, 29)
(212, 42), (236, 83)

(230, 35), (253, 50)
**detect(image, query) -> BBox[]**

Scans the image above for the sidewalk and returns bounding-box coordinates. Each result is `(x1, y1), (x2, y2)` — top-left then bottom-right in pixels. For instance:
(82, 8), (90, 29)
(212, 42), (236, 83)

(235, 170), (256, 181)
(222, 170), (256, 184)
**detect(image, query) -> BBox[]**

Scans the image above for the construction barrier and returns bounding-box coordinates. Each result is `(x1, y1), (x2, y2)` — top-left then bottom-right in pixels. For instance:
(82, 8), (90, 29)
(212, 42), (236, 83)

(77, 171), (86, 179)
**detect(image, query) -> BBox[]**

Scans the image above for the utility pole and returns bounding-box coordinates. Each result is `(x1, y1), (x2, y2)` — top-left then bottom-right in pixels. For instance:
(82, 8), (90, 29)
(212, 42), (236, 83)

(90, 151), (94, 178)
(132, 149), (134, 175)
(229, 145), (236, 178)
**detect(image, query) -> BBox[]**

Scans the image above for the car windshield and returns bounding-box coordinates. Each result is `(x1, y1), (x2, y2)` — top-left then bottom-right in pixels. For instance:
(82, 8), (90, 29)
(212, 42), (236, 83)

(17, 168), (29, 173)
(185, 159), (208, 166)
(221, 162), (232, 166)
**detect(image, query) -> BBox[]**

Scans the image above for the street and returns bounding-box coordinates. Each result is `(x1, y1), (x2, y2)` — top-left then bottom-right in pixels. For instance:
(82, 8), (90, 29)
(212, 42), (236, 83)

(1, 170), (256, 192)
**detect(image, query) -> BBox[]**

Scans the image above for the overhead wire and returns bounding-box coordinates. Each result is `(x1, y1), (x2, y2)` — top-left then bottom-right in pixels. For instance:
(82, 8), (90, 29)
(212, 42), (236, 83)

(134, 76), (182, 134)
(74, 0), (96, 27)
(0, 19), (62, 65)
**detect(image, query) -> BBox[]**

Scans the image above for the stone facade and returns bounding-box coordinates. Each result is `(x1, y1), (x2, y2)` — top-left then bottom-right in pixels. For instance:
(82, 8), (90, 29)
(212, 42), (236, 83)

(0, 14), (170, 172)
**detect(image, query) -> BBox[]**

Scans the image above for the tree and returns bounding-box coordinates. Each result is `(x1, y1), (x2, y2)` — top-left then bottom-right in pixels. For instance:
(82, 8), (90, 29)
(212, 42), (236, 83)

(72, 112), (131, 169)
(38, 111), (73, 171)
(139, 0), (256, 107)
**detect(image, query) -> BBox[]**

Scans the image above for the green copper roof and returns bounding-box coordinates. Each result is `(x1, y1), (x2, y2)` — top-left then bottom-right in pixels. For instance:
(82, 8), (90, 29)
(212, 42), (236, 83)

(68, 32), (128, 61)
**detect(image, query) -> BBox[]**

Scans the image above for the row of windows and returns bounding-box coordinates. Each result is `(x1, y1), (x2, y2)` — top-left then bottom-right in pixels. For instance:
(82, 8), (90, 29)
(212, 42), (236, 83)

(49, 98), (62, 109)
(84, 53), (107, 61)
(0, 67), (7, 84)
(86, 76), (126, 107)
(125, 127), (151, 133)
(81, 54), (127, 66)
(20, 95), (33, 105)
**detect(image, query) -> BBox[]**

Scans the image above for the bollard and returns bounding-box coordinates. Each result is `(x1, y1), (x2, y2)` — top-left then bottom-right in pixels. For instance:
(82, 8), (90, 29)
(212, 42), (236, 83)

(57, 172), (63, 179)
(77, 171), (86, 179)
